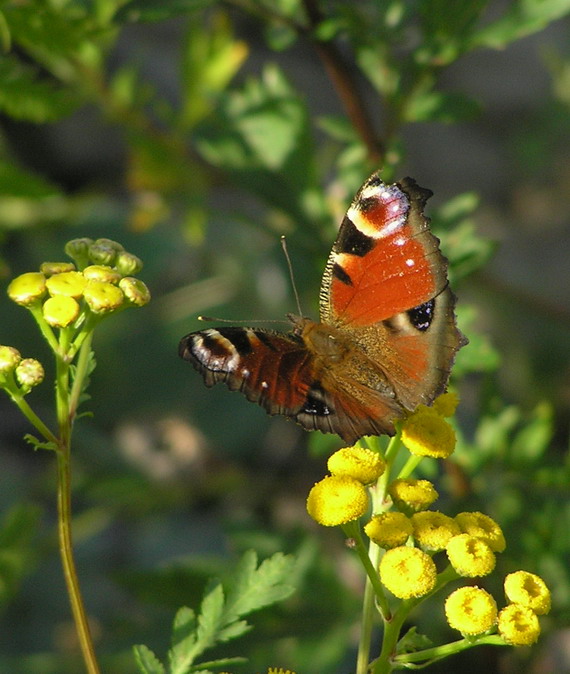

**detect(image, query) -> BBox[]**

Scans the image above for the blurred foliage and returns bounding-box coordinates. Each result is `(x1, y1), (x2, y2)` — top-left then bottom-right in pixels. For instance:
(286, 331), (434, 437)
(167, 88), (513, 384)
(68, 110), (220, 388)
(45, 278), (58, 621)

(0, 0), (569, 672)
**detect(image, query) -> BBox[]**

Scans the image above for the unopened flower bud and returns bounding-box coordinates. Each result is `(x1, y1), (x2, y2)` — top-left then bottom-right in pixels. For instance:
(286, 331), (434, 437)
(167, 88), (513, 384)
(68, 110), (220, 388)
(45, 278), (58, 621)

(7, 272), (47, 306)
(0, 346), (22, 375)
(46, 271), (86, 298)
(88, 242), (118, 266)
(15, 358), (44, 390)
(83, 265), (121, 284)
(43, 296), (81, 327)
(40, 262), (76, 276)
(83, 280), (124, 314)
(119, 277), (151, 306)
(114, 251), (143, 276)
(65, 238), (93, 269)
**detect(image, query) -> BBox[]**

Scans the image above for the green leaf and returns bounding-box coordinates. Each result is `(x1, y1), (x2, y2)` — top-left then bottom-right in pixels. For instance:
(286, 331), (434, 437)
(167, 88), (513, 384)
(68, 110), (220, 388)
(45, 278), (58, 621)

(23, 434), (58, 452)
(470, 0), (570, 49)
(115, 0), (214, 23)
(404, 90), (481, 123)
(0, 55), (79, 123)
(133, 644), (166, 674)
(511, 402), (554, 464)
(0, 160), (61, 198)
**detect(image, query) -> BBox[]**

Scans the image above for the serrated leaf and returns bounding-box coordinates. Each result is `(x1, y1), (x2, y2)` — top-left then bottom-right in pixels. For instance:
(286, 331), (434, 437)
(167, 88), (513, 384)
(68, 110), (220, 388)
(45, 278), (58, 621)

(23, 434), (57, 452)
(223, 550), (295, 621)
(397, 626), (433, 654)
(133, 644), (166, 674)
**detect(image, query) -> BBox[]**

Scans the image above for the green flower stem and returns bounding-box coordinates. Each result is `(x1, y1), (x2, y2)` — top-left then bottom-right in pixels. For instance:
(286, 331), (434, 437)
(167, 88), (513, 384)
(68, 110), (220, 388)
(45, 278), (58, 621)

(54, 352), (101, 674)
(397, 454), (422, 480)
(69, 331), (94, 421)
(392, 634), (507, 667)
(28, 303), (60, 354)
(372, 597), (418, 674)
(6, 389), (58, 447)
(355, 538), (383, 674)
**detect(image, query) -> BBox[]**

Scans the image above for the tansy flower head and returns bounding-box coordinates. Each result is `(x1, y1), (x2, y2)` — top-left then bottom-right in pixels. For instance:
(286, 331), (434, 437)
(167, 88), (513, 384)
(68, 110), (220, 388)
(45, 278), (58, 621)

(65, 238), (93, 269)
(0, 346), (21, 375)
(498, 604), (541, 646)
(432, 391), (459, 417)
(379, 546), (437, 599)
(327, 446), (385, 485)
(389, 478), (438, 514)
(7, 272), (46, 306)
(43, 296), (80, 328)
(446, 534), (496, 577)
(266, 669), (296, 674)
(411, 511), (460, 552)
(306, 475), (368, 527)
(401, 408), (456, 459)
(455, 511), (506, 552)
(83, 265), (122, 284)
(504, 571), (551, 615)
(445, 586), (497, 636)
(40, 262), (76, 275)
(115, 251), (143, 276)
(364, 512), (412, 549)
(15, 358), (44, 390)
(119, 277), (151, 307)
(83, 280), (124, 314)
(45, 271), (87, 298)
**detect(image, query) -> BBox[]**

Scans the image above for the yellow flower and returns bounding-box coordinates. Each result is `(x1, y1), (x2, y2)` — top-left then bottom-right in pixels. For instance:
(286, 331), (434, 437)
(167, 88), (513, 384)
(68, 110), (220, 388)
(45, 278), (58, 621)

(446, 534), (496, 577)
(431, 391), (459, 417)
(83, 280), (124, 314)
(266, 669), (296, 674)
(455, 511), (506, 553)
(119, 277), (151, 307)
(401, 408), (455, 459)
(43, 296), (80, 327)
(504, 571), (551, 615)
(498, 604), (541, 646)
(411, 511), (460, 552)
(306, 475), (368, 527)
(7, 272), (46, 306)
(379, 546), (437, 599)
(0, 346), (21, 375)
(83, 265), (122, 284)
(327, 446), (385, 485)
(389, 478), (438, 513)
(39, 261), (76, 275)
(15, 358), (44, 390)
(445, 586), (497, 635)
(364, 512), (412, 549)
(45, 271), (87, 298)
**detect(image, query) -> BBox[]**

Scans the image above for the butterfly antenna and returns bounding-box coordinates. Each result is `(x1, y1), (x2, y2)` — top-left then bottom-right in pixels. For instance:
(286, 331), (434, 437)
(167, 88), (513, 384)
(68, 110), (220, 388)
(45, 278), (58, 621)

(281, 235), (303, 316)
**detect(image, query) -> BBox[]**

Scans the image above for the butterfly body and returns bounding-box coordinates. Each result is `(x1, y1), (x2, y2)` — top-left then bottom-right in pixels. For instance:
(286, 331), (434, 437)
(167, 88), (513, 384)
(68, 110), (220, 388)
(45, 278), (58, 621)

(179, 173), (466, 443)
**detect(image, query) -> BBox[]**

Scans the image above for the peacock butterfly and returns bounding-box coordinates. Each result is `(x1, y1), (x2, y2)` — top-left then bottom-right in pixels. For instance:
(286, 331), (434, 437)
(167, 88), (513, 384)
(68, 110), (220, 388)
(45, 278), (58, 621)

(179, 173), (466, 443)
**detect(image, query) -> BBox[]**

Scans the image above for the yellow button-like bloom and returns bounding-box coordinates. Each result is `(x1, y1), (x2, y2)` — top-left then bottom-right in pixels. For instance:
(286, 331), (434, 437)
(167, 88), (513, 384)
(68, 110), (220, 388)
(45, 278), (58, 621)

(40, 262), (76, 275)
(0, 346), (21, 375)
(498, 603), (541, 646)
(15, 358), (44, 389)
(445, 586), (497, 635)
(43, 296), (80, 328)
(327, 446), (385, 485)
(389, 478), (438, 513)
(7, 272), (47, 306)
(432, 391), (459, 417)
(379, 546), (437, 599)
(364, 512), (412, 549)
(83, 265), (122, 284)
(267, 669), (296, 674)
(401, 408), (456, 459)
(411, 511), (460, 551)
(455, 511), (506, 552)
(306, 475), (368, 527)
(446, 534), (496, 577)
(83, 280), (125, 314)
(504, 571), (551, 615)
(119, 277), (151, 307)
(45, 271), (87, 298)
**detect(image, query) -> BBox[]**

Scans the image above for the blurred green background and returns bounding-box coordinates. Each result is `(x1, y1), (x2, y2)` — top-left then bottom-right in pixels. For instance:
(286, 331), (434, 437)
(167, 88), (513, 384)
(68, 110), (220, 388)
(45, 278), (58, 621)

(0, 1), (569, 672)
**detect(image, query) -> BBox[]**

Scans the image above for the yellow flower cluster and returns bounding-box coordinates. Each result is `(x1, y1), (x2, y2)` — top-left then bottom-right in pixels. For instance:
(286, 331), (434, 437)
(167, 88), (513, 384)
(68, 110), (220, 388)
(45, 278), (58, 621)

(498, 571), (551, 646)
(0, 345), (44, 393)
(7, 238), (150, 328)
